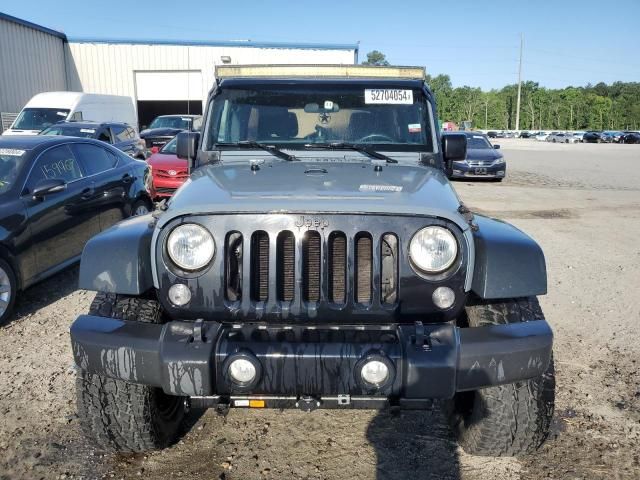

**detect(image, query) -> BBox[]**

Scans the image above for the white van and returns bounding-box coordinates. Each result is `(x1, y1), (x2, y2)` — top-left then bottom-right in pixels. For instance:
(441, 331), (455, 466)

(2, 92), (137, 136)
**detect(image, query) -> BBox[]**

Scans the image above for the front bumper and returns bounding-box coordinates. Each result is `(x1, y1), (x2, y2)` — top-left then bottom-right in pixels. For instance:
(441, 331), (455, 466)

(71, 316), (552, 407)
(450, 162), (506, 179)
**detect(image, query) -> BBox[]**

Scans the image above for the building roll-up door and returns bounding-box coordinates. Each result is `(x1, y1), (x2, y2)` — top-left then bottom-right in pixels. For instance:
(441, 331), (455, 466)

(134, 71), (203, 128)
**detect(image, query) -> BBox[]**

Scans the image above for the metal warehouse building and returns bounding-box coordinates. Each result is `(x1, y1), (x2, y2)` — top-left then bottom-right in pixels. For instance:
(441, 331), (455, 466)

(0, 12), (358, 131)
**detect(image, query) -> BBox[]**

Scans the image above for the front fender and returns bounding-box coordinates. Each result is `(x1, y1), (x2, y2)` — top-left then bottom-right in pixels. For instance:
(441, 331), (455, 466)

(471, 215), (547, 299)
(79, 215), (154, 294)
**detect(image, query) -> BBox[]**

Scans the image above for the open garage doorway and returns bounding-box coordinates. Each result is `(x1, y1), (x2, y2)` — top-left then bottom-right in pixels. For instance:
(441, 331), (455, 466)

(134, 70), (203, 129)
(137, 100), (202, 130)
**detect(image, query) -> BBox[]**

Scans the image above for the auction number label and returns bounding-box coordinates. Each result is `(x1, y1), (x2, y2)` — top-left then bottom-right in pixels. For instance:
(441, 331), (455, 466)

(365, 89), (413, 104)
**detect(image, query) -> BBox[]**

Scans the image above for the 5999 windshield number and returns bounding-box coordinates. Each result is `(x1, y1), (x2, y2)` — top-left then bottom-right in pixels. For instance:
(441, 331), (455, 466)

(365, 89), (413, 104)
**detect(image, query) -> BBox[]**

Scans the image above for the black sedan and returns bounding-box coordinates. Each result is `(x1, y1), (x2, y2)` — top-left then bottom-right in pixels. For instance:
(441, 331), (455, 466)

(41, 121), (147, 160)
(583, 131), (603, 143)
(0, 136), (152, 325)
(620, 132), (640, 144)
(445, 131), (506, 181)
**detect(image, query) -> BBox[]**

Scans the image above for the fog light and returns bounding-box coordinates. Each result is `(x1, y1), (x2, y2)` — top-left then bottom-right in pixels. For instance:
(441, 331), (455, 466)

(361, 360), (390, 386)
(432, 286), (455, 309)
(228, 358), (257, 384)
(168, 283), (191, 306)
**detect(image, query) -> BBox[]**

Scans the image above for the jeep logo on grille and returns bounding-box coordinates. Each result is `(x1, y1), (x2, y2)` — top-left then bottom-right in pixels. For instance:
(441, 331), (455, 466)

(295, 215), (329, 229)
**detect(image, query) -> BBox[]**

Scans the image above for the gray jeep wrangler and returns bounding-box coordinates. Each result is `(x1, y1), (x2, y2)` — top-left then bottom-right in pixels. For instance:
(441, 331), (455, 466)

(71, 65), (554, 456)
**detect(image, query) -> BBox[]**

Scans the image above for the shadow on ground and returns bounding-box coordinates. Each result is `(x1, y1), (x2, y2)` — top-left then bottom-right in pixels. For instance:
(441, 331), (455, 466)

(366, 407), (461, 480)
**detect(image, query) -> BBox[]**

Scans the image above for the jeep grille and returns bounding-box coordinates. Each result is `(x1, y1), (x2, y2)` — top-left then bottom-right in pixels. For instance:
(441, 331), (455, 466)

(224, 230), (399, 307)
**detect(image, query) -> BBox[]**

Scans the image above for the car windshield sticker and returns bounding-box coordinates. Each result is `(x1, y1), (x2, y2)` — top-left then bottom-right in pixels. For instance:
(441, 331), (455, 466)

(365, 89), (413, 105)
(324, 100), (334, 110)
(473, 135), (484, 139)
(80, 128), (96, 133)
(408, 123), (421, 133)
(359, 184), (403, 192)
(0, 148), (25, 156)
(56, 111), (67, 116)
(181, 117), (192, 121)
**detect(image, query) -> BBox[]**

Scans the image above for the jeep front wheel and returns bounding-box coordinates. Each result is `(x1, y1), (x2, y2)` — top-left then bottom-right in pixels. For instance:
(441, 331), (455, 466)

(76, 293), (186, 452)
(450, 297), (555, 456)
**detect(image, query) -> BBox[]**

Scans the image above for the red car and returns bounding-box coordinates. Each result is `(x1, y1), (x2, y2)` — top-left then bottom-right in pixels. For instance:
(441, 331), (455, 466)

(146, 136), (188, 199)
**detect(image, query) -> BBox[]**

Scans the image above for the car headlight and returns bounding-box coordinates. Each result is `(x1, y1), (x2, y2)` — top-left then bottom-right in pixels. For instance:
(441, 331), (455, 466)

(409, 226), (458, 274)
(494, 157), (505, 164)
(166, 223), (215, 271)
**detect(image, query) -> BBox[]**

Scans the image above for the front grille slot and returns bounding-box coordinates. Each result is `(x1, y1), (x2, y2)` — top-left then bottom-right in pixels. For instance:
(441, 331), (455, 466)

(250, 231), (269, 302)
(302, 231), (321, 302)
(277, 231), (295, 301)
(328, 232), (347, 304)
(355, 233), (373, 305)
(225, 232), (243, 301)
(380, 234), (398, 305)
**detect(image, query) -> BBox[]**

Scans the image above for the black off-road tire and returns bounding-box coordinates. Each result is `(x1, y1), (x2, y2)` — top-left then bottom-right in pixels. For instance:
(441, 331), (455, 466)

(76, 293), (186, 452)
(450, 297), (555, 456)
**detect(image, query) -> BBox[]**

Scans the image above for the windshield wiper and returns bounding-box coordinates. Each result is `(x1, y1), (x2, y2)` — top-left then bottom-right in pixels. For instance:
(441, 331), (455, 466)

(215, 141), (296, 161)
(303, 142), (398, 163)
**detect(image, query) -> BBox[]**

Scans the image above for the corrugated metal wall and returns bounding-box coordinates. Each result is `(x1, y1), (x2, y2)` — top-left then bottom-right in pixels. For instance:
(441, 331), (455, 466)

(66, 42), (356, 108)
(0, 17), (67, 114)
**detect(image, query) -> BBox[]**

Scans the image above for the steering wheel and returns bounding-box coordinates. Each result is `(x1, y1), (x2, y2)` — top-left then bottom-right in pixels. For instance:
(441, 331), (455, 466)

(357, 134), (395, 143)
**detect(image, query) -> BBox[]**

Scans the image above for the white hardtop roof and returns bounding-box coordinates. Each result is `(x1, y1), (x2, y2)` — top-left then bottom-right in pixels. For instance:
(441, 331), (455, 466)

(215, 64), (426, 80)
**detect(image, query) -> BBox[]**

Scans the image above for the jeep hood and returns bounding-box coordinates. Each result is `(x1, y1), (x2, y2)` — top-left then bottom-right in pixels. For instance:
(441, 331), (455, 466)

(161, 160), (470, 230)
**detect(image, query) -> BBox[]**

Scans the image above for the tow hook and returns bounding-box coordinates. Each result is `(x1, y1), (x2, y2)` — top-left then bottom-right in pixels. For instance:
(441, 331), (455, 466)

(296, 396), (321, 412)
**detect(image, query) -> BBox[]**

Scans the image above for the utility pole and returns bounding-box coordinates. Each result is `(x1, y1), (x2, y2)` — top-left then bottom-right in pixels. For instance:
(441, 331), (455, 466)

(515, 33), (523, 131)
(485, 99), (488, 129)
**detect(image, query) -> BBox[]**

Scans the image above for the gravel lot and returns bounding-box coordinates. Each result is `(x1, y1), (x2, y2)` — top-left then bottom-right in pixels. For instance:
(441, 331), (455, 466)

(0, 139), (638, 480)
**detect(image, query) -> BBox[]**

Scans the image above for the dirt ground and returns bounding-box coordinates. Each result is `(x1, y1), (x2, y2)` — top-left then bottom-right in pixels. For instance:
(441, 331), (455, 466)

(0, 139), (638, 480)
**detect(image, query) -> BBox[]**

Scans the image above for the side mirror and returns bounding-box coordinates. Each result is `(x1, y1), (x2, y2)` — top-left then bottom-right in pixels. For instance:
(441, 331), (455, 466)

(493, 144), (501, 149)
(176, 131), (200, 170)
(32, 178), (66, 199)
(442, 134), (467, 162)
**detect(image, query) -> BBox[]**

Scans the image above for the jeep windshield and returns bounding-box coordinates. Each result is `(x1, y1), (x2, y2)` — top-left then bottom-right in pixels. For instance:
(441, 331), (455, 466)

(205, 83), (435, 153)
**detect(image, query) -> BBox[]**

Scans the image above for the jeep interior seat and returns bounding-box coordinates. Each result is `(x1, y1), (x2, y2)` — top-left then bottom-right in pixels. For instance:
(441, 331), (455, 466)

(347, 111), (372, 141)
(257, 108), (299, 140)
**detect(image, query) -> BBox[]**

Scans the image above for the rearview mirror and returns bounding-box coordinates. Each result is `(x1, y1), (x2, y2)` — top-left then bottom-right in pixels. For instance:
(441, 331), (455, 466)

(493, 144), (501, 149)
(176, 131), (200, 170)
(442, 134), (467, 162)
(32, 178), (66, 199)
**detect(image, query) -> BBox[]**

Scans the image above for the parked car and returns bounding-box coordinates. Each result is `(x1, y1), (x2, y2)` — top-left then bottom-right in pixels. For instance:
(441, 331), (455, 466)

(0, 135), (152, 325)
(620, 132), (640, 144)
(571, 131), (586, 143)
(546, 132), (570, 143)
(445, 131), (506, 181)
(486, 131), (497, 138)
(582, 131), (603, 143)
(146, 136), (188, 199)
(603, 131), (625, 143)
(535, 131), (551, 141)
(40, 121), (147, 159)
(71, 64), (555, 457)
(140, 115), (203, 151)
(2, 92), (137, 136)
(599, 131), (616, 143)
(519, 131), (534, 138)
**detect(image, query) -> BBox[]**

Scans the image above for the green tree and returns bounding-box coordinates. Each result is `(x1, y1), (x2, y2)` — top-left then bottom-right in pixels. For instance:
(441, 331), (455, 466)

(362, 50), (390, 66)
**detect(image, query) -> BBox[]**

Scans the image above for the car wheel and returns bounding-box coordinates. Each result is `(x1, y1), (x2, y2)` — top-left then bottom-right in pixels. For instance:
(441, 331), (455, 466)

(76, 293), (187, 452)
(448, 297), (555, 456)
(0, 258), (17, 326)
(131, 199), (152, 216)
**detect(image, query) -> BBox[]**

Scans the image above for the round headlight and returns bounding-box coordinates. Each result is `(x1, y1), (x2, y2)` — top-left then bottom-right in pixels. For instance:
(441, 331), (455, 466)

(167, 224), (215, 271)
(409, 226), (458, 274)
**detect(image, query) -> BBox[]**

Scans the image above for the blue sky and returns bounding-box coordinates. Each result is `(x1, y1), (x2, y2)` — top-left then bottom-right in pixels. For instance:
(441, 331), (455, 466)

(3, 0), (639, 90)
